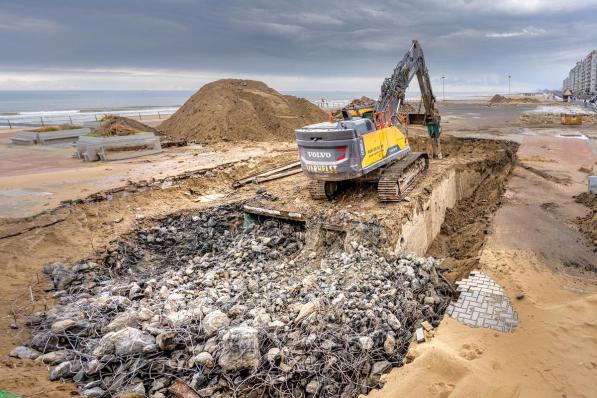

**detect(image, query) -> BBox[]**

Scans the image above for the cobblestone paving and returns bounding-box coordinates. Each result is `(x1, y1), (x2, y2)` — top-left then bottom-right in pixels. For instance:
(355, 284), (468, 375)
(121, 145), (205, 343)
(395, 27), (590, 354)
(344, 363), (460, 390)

(446, 271), (518, 332)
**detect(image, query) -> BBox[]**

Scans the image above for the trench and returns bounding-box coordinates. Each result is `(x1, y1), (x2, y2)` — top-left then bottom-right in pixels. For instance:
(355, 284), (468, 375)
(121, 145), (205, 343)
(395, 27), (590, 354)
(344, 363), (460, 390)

(306, 136), (518, 282)
(400, 136), (518, 281)
(22, 137), (518, 397)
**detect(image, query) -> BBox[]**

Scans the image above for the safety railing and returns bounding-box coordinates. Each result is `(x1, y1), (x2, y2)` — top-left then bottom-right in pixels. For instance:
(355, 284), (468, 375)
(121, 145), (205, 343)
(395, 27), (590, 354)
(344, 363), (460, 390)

(312, 100), (352, 111)
(0, 109), (177, 129)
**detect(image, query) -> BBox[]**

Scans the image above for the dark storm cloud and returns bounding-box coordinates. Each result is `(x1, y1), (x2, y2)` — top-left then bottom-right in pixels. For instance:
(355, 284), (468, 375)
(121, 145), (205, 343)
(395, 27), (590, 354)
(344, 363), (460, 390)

(1, 0), (596, 89)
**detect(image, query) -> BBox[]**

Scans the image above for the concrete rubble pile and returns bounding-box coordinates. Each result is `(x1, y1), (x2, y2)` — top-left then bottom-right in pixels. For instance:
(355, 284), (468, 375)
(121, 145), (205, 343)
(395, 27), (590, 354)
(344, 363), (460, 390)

(14, 204), (452, 397)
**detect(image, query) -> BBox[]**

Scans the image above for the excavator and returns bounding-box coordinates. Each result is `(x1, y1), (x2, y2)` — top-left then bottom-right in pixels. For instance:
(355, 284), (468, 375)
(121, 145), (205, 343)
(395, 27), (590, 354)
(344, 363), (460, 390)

(295, 40), (442, 200)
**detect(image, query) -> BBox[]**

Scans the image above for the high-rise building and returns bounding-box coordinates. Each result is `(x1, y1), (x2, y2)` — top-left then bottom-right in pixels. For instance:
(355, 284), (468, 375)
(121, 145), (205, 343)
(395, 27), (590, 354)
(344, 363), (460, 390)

(563, 50), (597, 95)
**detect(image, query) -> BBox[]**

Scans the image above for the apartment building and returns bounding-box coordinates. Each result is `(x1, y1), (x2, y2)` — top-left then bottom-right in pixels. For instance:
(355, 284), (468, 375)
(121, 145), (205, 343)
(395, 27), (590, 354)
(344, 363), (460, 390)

(563, 50), (597, 95)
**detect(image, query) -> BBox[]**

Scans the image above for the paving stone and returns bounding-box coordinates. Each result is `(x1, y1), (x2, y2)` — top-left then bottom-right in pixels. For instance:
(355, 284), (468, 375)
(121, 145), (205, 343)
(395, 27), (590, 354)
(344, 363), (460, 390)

(447, 271), (518, 333)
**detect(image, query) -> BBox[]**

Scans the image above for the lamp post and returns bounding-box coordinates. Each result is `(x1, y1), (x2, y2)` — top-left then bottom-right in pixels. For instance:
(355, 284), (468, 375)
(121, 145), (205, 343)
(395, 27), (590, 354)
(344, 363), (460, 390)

(508, 75), (511, 97)
(441, 75), (446, 101)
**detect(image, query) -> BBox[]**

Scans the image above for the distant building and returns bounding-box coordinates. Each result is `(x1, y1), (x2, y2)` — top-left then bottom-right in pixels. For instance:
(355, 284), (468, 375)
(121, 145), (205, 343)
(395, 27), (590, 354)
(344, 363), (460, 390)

(563, 50), (597, 95)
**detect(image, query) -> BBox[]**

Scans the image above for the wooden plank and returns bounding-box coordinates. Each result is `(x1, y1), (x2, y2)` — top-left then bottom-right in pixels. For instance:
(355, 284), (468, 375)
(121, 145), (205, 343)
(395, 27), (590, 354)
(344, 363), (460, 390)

(233, 161), (301, 188)
(243, 205), (306, 222)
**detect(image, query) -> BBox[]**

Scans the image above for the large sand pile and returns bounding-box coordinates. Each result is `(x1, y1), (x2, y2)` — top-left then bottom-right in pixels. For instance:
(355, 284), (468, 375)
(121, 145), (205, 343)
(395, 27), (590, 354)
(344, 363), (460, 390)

(93, 116), (157, 137)
(158, 79), (328, 143)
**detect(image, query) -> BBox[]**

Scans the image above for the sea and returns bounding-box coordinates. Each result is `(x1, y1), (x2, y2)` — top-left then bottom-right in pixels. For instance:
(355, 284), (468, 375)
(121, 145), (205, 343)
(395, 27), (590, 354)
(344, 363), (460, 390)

(0, 90), (495, 128)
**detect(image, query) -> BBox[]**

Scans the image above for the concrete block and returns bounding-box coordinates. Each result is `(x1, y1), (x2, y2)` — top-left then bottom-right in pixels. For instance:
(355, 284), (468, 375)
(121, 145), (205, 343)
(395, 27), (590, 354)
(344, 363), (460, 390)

(75, 132), (161, 162)
(83, 121), (101, 128)
(415, 328), (425, 343)
(589, 176), (597, 194)
(37, 128), (91, 145)
(11, 130), (38, 145)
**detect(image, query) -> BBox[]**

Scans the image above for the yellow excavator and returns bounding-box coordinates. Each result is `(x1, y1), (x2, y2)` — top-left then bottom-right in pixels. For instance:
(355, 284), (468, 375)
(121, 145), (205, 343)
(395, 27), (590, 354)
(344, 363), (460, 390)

(295, 40), (441, 200)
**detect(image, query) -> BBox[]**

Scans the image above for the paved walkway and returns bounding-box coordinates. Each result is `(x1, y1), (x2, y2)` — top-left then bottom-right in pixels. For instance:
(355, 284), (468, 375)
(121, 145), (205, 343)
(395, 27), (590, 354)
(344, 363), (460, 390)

(446, 271), (518, 332)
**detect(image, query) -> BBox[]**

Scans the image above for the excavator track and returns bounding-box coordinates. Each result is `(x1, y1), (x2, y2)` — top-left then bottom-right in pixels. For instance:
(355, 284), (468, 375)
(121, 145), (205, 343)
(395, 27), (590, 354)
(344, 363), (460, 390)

(378, 152), (429, 202)
(308, 180), (338, 200)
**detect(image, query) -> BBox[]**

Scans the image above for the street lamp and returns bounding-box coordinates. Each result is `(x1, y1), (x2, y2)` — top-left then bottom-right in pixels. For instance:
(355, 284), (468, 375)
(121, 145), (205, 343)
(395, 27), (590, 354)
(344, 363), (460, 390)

(441, 75), (446, 101)
(508, 75), (511, 97)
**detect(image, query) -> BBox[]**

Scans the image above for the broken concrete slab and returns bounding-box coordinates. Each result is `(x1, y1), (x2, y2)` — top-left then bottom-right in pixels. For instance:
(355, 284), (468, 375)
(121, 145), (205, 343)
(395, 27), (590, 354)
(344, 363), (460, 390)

(421, 320), (433, 332)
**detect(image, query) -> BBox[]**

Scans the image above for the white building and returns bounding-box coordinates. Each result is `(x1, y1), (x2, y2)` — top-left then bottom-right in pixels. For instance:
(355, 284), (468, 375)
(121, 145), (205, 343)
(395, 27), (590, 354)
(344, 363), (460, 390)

(563, 50), (597, 95)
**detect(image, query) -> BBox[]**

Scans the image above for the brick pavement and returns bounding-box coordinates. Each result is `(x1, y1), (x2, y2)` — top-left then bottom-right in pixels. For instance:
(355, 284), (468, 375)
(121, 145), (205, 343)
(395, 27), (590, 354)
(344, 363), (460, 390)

(446, 271), (518, 332)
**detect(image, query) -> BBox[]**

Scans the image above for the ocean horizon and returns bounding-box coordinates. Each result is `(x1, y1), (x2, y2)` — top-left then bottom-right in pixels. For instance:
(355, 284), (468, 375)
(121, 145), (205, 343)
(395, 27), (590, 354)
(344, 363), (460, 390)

(0, 89), (501, 127)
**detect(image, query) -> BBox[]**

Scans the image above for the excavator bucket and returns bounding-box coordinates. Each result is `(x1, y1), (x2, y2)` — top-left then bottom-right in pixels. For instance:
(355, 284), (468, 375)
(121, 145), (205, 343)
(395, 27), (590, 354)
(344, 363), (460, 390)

(407, 113), (426, 125)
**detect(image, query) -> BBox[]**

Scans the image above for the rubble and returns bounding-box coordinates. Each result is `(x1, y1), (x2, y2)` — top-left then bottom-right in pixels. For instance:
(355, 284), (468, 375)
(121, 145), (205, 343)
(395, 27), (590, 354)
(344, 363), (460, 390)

(22, 204), (453, 397)
(9, 346), (41, 360)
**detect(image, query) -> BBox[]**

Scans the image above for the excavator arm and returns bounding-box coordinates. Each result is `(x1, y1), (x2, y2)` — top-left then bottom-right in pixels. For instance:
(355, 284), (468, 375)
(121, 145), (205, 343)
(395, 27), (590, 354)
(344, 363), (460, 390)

(375, 40), (442, 157)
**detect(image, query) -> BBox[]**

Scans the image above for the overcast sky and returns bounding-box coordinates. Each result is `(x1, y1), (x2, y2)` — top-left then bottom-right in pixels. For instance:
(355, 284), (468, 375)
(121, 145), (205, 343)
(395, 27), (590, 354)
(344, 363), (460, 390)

(1, 0), (596, 93)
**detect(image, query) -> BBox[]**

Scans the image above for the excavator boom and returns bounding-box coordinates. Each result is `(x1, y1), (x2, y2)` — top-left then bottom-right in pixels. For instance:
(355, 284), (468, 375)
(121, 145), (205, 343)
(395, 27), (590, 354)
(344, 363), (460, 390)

(376, 40), (441, 128)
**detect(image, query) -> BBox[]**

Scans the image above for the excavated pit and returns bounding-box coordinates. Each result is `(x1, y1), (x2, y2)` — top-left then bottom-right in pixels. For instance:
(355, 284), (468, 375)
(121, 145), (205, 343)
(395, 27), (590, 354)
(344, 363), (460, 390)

(18, 136), (518, 397)
(246, 135), (518, 280)
(26, 206), (453, 397)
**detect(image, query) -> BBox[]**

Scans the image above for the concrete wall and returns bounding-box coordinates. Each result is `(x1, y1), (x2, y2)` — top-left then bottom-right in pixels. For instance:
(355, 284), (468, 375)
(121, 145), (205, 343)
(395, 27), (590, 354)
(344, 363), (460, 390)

(395, 167), (486, 256)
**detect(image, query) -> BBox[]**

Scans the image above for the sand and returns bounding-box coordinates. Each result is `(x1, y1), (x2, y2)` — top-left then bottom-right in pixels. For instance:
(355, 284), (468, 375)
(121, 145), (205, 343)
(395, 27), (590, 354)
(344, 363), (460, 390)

(575, 192), (597, 247)
(0, 124), (295, 217)
(158, 79), (328, 143)
(370, 122), (597, 398)
(489, 94), (540, 105)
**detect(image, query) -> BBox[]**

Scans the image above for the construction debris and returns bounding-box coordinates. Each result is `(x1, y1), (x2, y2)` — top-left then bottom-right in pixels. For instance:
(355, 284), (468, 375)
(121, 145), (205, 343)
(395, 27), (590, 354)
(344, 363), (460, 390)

(19, 204), (452, 397)
(232, 161), (302, 188)
(415, 328), (425, 343)
(92, 115), (158, 137)
(421, 320), (433, 332)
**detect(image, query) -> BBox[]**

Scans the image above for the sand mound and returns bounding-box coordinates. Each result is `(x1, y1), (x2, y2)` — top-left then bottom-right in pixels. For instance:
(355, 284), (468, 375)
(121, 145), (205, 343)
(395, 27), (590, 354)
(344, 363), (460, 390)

(158, 79), (328, 143)
(349, 96), (376, 107)
(490, 94), (540, 105)
(576, 192), (597, 208)
(489, 94), (509, 104)
(93, 116), (157, 137)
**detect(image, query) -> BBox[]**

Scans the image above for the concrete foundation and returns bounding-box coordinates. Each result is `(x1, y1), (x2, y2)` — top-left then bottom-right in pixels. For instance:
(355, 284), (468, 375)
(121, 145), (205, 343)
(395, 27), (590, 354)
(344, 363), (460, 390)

(396, 167), (486, 255)
(75, 132), (161, 161)
(10, 128), (91, 146)
(10, 131), (39, 145)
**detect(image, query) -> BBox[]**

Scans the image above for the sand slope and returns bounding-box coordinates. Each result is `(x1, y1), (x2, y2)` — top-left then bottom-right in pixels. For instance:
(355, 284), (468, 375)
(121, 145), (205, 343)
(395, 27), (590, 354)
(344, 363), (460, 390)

(370, 131), (597, 398)
(158, 79), (328, 143)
